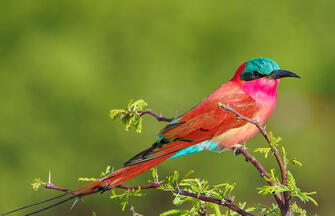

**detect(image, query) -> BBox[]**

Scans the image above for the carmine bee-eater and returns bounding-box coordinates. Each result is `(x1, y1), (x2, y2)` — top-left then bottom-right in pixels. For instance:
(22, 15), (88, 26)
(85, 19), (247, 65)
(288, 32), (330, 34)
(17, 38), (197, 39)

(4, 57), (300, 215)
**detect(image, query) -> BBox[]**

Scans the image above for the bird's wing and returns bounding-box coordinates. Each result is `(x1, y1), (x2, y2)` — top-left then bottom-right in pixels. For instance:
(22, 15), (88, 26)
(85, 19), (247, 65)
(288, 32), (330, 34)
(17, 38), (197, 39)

(125, 83), (259, 166)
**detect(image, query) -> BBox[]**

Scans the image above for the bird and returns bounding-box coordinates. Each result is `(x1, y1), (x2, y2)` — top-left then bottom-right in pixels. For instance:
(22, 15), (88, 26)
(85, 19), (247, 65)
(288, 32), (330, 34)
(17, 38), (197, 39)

(4, 57), (300, 215)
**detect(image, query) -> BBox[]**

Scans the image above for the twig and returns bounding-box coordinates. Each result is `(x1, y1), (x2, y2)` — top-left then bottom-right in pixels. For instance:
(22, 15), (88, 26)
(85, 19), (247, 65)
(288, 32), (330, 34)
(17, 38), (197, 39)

(177, 190), (254, 216)
(121, 110), (173, 122)
(45, 182), (72, 193)
(236, 147), (285, 212)
(219, 103), (289, 215)
(218, 103), (287, 185)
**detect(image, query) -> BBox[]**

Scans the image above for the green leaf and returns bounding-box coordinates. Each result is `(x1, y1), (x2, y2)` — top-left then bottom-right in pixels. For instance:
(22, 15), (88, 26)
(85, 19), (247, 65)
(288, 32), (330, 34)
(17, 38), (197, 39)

(78, 177), (97, 182)
(109, 188), (144, 211)
(206, 203), (222, 216)
(182, 170), (194, 180)
(257, 185), (289, 195)
(101, 165), (112, 176)
(281, 146), (289, 166)
(290, 202), (307, 216)
(32, 177), (46, 191)
(291, 158), (303, 166)
(173, 196), (186, 206)
(269, 131), (282, 148)
(254, 147), (271, 158)
(109, 109), (126, 119)
(110, 99), (149, 133)
(160, 209), (188, 216)
(286, 171), (318, 206)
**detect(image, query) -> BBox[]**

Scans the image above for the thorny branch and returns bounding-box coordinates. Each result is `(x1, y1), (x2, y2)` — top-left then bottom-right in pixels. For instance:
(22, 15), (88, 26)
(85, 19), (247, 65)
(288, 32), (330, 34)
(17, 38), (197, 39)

(235, 147), (285, 213)
(177, 190), (253, 216)
(218, 103), (289, 215)
(40, 106), (291, 216)
(44, 179), (253, 216)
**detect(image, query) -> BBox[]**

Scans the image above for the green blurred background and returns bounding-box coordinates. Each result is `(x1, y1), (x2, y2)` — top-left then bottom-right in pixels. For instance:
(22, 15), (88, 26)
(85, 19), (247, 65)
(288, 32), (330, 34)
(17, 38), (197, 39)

(1, 0), (334, 215)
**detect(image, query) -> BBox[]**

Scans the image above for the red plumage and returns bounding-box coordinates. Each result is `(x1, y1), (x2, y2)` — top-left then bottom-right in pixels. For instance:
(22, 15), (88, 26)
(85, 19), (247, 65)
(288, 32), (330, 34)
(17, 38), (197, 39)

(7, 58), (299, 215)
(75, 62), (265, 195)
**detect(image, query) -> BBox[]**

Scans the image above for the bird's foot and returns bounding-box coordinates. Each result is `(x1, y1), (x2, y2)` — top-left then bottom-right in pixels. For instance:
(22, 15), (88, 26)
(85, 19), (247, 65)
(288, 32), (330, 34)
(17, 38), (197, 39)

(232, 144), (244, 155)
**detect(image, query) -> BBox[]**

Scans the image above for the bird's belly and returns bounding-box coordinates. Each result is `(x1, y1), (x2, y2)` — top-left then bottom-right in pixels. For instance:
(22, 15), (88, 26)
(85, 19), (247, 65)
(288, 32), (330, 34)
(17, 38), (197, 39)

(214, 105), (273, 149)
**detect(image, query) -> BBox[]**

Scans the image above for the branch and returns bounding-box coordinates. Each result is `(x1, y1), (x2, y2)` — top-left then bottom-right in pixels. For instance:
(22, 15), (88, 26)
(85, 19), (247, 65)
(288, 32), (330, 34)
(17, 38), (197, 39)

(219, 103), (289, 214)
(44, 181), (253, 216)
(121, 110), (173, 122)
(177, 189), (254, 216)
(44, 182), (161, 194)
(236, 147), (285, 212)
(34, 107), (286, 216)
(218, 103), (287, 185)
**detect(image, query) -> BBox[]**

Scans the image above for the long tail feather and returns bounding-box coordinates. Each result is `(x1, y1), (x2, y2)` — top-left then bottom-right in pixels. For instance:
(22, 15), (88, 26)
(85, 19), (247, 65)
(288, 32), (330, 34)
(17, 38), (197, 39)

(77, 153), (174, 195)
(3, 140), (187, 215)
(1, 193), (68, 215)
(24, 195), (76, 216)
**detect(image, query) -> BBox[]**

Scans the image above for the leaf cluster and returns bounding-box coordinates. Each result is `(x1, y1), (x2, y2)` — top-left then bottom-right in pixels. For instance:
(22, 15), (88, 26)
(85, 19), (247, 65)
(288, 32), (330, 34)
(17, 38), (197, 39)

(109, 99), (148, 133)
(159, 170), (255, 216)
(110, 187), (144, 211)
(255, 133), (317, 214)
(31, 177), (46, 191)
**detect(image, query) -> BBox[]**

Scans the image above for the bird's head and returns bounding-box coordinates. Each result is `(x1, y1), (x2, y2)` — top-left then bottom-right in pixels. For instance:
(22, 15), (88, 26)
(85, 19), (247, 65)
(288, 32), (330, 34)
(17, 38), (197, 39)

(240, 57), (301, 81)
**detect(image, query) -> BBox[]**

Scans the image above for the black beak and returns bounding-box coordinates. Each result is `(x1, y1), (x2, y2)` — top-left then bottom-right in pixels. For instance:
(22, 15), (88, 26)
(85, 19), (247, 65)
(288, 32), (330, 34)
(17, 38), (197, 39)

(267, 70), (301, 79)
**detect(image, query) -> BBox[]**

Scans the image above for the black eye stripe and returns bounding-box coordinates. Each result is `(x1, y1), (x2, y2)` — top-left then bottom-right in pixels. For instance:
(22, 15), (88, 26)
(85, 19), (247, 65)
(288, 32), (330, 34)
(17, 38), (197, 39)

(241, 71), (265, 81)
(253, 71), (262, 77)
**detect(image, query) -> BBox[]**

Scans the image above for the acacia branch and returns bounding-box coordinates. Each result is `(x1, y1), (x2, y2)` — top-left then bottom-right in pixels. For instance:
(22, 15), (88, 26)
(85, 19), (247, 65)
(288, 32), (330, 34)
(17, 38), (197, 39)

(39, 107), (287, 216)
(44, 181), (161, 194)
(218, 103), (289, 215)
(43, 181), (253, 216)
(218, 103), (287, 184)
(177, 190), (253, 216)
(235, 147), (285, 212)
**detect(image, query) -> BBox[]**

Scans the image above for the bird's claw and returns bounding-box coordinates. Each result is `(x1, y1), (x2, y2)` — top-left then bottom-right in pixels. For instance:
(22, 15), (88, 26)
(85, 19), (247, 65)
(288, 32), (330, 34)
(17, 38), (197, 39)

(232, 144), (244, 155)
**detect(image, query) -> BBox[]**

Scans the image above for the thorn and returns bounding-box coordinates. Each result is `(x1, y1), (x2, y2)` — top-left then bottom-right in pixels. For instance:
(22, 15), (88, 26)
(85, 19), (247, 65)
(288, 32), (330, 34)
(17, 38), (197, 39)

(175, 188), (181, 201)
(70, 198), (80, 210)
(221, 198), (226, 205)
(155, 167), (159, 183)
(48, 169), (52, 184)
